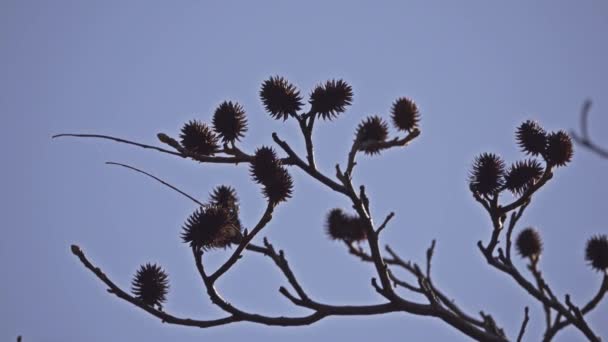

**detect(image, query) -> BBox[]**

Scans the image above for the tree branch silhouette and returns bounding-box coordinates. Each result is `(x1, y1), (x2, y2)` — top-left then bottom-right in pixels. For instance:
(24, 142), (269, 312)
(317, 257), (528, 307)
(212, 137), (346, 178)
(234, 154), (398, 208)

(58, 76), (606, 341)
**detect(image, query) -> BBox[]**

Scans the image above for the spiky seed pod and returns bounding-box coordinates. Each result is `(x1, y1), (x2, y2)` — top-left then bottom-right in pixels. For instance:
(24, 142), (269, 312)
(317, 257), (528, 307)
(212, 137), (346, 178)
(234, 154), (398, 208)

(469, 153), (506, 196)
(516, 120), (547, 156)
(325, 208), (367, 242)
(131, 263), (169, 307)
(210, 185), (239, 211)
(544, 130), (574, 167)
(309, 79), (353, 120)
(181, 206), (240, 250)
(504, 159), (544, 195)
(262, 166), (294, 204)
(355, 116), (389, 155)
(212, 101), (248, 143)
(209, 185), (243, 243)
(260, 76), (303, 120)
(179, 120), (219, 156)
(391, 97), (420, 132)
(516, 228), (543, 261)
(585, 235), (608, 272)
(250, 146), (282, 185)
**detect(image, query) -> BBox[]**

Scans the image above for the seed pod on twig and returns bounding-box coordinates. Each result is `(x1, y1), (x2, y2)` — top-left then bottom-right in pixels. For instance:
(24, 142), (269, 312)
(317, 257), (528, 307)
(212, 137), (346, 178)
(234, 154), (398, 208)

(131, 263), (169, 307)
(309, 79), (353, 120)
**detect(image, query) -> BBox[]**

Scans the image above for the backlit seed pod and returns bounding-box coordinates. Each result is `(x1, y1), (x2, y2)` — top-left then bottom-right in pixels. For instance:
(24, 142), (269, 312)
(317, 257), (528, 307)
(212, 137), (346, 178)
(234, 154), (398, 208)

(325, 208), (367, 242)
(516, 228), (543, 261)
(260, 76), (303, 120)
(355, 116), (389, 155)
(262, 167), (294, 204)
(504, 159), (543, 195)
(209, 185), (242, 243)
(585, 235), (608, 272)
(212, 101), (248, 143)
(210, 185), (239, 211)
(544, 130), (574, 167)
(469, 153), (506, 196)
(131, 263), (169, 307)
(390, 97), (420, 132)
(181, 206), (240, 250)
(516, 120), (547, 156)
(309, 79), (353, 120)
(249, 146), (282, 185)
(179, 120), (219, 156)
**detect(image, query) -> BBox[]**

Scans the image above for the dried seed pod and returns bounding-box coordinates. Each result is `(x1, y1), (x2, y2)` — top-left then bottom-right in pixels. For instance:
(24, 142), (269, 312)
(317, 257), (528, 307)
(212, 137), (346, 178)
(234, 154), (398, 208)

(585, 235), (608, 272)
(131, 263), (169, 307)
(262, 166), (294, 204)
(325, 208), (367, 242)
(181, 206), (240, 250)
(516, 120), (547, 156)
(260, 76), (303, 120)
(249, 146), (282, 185)
(544, 130), (573, 167)
(180, 120), (219, 155)
(210, 185), (242, 242)
(212, 101), (248, 143)
(355, 116), (389, 155)
(390, 97), (420, 132)
(469, 153), (506, 196)
(516, 228), (543, 261)
(309, 79), (353, 120)
(504, 159), (543, 195)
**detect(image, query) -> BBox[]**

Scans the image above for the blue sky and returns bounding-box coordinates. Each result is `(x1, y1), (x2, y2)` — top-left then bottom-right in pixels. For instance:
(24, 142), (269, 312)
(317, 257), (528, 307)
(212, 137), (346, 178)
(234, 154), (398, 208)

(2, 1), (607, 341)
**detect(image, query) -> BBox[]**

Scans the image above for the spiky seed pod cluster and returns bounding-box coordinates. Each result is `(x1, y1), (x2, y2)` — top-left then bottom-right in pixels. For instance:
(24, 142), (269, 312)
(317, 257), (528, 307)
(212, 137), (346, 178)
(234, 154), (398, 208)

(469, 153), (506, 196)
(325, 208), (367, 242)
(181, 205), (241, 250)
(355, 116), (389, 155)
(249, 146), (293, 204)
(131, 263), (169, 307)
(516, 120), (547, 156)
(516, 228), (543, 262)
(585, 235), (608, 272)
(180, 120), (219, 156)
(212, 101), (248, 143)
(516, 121), (574, 167)
(209, 185), (243, 243)
(391, 97), (420, 132)
(309, 79), (353, 120)
(544, 130), (573, 167)
(504, 159), (543, 195)
(260, 76), (303, 120)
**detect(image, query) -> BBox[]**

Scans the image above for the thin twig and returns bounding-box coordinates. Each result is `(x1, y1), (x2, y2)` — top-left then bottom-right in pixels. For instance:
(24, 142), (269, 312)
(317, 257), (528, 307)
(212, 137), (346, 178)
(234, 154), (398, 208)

(516, 307), (530, 342)
(105, 162), (204, 206)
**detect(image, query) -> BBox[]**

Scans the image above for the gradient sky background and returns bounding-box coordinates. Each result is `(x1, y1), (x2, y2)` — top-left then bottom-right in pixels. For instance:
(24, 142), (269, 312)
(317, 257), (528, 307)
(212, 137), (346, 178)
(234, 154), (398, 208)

(2, 1), (607, 341)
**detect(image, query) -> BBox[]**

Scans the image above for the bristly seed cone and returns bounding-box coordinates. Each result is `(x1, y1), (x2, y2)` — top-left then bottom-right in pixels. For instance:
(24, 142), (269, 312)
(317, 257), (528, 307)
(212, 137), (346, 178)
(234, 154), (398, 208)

(469, 153), (506, 196)
(585, 235), (608, 272)
(131, 263), (169, 307)
(516, 120), (547, 156)
(355, 116), (389, 155)
(309, 79), (353, 120)
(325, 208), (367, 242)
(262, 166), (294, 204)
(180, 120), (219, 156)
(181, 206), (241, 250)
(209, 185), (242, 244)
(212, 101), (248, 143)
(544, 130), (573, 167)
(504, 159), (543, 195)
(250, 146), (282, 185)
(391, 97), (420, 132)
(516, 228), (543, 262)
(260, 76), (303, 120)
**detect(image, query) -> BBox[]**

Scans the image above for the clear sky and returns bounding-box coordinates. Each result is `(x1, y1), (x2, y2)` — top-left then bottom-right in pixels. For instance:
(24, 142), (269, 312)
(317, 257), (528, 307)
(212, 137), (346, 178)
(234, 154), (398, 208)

(1, 1), (607, 341)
